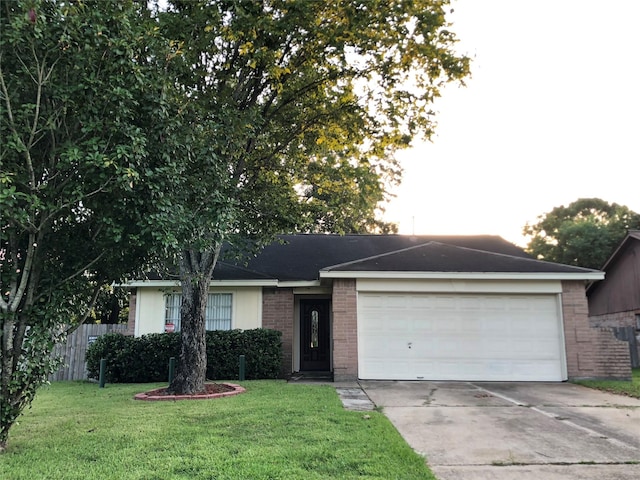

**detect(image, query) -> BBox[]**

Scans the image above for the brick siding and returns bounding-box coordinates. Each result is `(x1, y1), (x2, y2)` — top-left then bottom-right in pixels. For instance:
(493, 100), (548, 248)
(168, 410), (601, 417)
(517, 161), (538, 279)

(262, 287), (294, 378)
(562, 281), (631, 380)
(590, 311), (640, 369)
(590, 310), (638, 329)
(332, 279), (358, 381)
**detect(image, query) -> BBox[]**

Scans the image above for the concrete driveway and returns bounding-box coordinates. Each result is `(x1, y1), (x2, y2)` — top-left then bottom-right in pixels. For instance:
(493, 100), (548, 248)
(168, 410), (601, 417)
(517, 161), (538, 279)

(360, 381), (640, 480)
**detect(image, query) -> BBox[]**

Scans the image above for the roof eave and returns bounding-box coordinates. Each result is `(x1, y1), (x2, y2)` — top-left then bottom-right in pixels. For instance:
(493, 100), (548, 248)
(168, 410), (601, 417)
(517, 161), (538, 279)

(319, 271), (605, 281)
(277, 280), (322, 288)
(122, 279), (279, 288)
(599, 233), (639, 271)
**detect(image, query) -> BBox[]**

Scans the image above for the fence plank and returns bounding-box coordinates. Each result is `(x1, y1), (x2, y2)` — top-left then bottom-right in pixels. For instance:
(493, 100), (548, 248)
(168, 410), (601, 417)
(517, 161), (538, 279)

(49, 324), (129, 381)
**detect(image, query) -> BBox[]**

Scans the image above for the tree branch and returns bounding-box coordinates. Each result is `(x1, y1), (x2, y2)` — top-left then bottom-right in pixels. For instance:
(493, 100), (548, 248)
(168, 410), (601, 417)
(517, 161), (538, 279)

(65, 284), (102, 335)
(26, 44), (58, 152)
(8, 230), (37, 313)
(39, 174), (116, 227)
(32, 250), (107, 305)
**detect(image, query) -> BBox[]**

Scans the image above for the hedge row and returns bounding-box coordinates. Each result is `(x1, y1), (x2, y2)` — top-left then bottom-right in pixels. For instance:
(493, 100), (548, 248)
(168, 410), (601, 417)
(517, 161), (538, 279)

(85, 329), (282, 383)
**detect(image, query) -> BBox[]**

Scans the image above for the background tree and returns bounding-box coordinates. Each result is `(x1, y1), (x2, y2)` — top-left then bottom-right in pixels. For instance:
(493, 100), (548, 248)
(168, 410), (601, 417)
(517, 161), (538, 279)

(0, 0), (175, 450)
(523, 198), (640, 269)
(154, 0), (470, 394)
(89, 287), (129, 325)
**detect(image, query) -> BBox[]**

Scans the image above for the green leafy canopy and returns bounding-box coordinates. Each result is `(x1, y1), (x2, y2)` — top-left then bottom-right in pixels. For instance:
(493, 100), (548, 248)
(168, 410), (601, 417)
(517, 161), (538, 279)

(523, 198), (640, 269)
(153, 0), (470, 251)
(0, 0), (176, 450)
(152, 0), (470, 395)
(1, 0), (471, 422)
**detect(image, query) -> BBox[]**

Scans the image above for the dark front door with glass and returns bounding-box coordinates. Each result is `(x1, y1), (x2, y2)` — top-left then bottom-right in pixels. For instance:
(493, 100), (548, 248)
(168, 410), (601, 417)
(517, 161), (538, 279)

(300, 299), (331, 371)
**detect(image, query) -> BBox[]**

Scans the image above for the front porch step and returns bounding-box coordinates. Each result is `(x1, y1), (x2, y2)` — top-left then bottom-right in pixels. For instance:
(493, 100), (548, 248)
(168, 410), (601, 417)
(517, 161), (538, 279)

(289, 371), (334, 382)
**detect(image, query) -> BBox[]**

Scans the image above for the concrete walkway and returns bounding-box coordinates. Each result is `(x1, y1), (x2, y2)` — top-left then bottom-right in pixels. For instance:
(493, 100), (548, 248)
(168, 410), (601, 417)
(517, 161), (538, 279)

(288, 378), (376, 411)
(361, 381), (640, 480)
(335, 385), (375, 411)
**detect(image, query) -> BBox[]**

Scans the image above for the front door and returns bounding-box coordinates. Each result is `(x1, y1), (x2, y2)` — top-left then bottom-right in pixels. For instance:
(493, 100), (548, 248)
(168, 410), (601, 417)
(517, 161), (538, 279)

(300, 299), (331, 371)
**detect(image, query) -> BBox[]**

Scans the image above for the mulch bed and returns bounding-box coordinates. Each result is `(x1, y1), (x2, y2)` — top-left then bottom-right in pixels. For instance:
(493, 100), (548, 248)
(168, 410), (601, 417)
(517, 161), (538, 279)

(134, 383), (245, 401)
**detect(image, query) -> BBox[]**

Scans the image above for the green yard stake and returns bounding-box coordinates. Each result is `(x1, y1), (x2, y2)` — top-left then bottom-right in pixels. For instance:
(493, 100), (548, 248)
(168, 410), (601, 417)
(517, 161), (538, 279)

(168, 357), (176, 385)
(239, 355), (245, 381)
(99, 358), (106, 388)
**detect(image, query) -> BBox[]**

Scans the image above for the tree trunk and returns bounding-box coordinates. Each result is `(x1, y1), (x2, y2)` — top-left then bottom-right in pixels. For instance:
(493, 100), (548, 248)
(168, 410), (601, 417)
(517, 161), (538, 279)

(168, 246), (220, 395)
(0, 312), (16, 452)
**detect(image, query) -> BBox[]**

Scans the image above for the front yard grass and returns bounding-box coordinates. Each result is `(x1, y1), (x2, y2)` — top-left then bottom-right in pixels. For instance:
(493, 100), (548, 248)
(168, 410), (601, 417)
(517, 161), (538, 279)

(1, 381), (435, 480)
(574, 368), (640, 399)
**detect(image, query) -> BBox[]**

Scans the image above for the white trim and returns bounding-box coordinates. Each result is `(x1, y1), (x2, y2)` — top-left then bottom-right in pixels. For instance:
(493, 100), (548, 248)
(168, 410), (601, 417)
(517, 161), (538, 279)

(556, 292), (569, 381)
(125, 280), (181, 287)
(124, 279), (278, 288)
(356, 278), (564, 294)
(209, 279), (278, 286)
(125, 272), (602, 287)
(320, 271), (604, 281)
(278, 280), (322, 288)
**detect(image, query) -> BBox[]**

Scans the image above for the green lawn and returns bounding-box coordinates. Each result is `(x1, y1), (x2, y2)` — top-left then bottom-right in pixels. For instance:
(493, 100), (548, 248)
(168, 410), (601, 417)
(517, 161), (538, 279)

(1, 381), (435, 480)
(574, 368), (640, 398)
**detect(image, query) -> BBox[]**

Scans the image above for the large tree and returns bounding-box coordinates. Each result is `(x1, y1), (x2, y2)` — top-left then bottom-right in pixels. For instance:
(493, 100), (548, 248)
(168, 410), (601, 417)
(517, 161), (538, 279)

(523, 198), (640, 269)
(155, 0), (470, 394)
(0, 0), (175, 450)
(0, 0), (469, 446)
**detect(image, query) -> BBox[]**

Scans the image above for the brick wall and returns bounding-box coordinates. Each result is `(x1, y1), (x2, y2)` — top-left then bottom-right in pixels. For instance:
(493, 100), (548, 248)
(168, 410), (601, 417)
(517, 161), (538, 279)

(590, 310), (637, 328)
(262, 287), (294, 378)
(332, 279), (358, 381)
(590, 311), (640, 369)
(562, 281), (631, 380)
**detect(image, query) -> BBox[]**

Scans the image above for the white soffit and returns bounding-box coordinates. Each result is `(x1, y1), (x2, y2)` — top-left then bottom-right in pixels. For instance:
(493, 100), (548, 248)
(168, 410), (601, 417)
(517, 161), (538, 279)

(356, 278), (565, 294)
(124, 279), (278, 288)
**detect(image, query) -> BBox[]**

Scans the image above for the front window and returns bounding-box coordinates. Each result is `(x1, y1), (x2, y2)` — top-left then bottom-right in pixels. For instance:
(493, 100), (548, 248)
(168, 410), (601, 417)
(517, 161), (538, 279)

(164, 293), (232, 331)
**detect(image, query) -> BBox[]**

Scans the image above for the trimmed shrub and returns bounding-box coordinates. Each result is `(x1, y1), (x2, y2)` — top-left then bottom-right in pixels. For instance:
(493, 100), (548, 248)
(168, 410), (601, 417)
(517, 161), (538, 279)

(85, 333), (140, 383)
(86, 329), (282, 383)
(205, 329), (282, 380)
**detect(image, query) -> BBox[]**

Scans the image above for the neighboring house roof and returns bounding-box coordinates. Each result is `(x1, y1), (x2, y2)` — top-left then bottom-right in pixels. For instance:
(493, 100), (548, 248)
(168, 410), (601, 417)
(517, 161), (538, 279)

(129, 234), (602, 286)
(597, 230), (640, 273)
(587, 230), (640, 298)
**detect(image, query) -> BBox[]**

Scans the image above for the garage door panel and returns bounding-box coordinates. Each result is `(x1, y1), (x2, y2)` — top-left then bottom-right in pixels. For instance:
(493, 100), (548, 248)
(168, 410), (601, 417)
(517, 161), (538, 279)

(360, 359), (411, 380)
(481, 318), (509, 333)
(361, 337), (408, 357)
(509, 360), (561, 380)
(412, 320), (434, 335)
(358, 293), (565, 381)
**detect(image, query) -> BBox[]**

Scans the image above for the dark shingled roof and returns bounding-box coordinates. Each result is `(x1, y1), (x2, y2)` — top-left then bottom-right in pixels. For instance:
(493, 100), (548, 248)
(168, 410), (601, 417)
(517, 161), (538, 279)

(145, 261), (277, 281)
(322, 241), (598, 274)
(212, 234), (596, 281)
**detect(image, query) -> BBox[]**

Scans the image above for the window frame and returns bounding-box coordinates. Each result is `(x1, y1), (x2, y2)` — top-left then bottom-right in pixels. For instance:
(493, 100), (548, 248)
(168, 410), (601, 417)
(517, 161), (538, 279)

(164, 292), (233, 332)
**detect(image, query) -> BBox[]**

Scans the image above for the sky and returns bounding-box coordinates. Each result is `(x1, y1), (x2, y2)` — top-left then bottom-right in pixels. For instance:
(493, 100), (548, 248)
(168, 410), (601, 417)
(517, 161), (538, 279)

(382, 0), (640, 246)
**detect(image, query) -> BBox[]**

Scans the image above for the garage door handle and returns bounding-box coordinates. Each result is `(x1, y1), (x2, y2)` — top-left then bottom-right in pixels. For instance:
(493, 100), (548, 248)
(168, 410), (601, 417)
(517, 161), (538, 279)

(408, 342), (412, 349)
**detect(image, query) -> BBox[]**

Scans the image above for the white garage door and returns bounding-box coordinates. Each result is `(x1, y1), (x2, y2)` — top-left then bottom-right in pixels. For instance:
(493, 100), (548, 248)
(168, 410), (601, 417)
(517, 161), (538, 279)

(358, 293), (565, 381)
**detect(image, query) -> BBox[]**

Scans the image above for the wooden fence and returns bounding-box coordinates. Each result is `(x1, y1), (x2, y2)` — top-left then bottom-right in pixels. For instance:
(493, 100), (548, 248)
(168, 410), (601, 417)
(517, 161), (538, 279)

(49, 324), (129, 381)
(612, 326), (640, 369)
